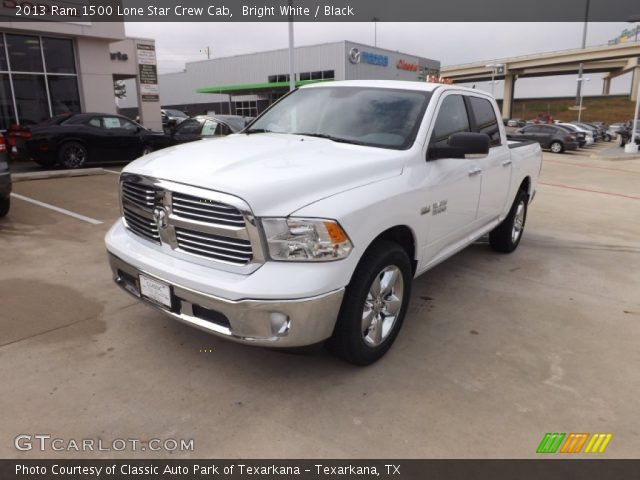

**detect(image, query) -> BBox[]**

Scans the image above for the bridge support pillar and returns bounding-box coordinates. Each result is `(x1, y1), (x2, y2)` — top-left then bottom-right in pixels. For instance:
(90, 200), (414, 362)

(602, 77), (611, 95)
(631, 66), (640, 103)
(501, 74), (516, 119)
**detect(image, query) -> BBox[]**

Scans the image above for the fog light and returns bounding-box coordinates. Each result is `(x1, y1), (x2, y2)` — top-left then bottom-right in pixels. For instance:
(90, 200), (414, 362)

(269, 312), (290, 336)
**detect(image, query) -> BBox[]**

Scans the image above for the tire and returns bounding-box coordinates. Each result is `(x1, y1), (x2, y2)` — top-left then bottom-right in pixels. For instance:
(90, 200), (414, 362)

(549, 141), (563, 154)
(604, 134), (612, 142)
(327, 240), (412, 366)
(489, 189), (528, 254)
(141, 145), (153, 156)
(58, 141), (88, 169)
(0, 196), (9, 218)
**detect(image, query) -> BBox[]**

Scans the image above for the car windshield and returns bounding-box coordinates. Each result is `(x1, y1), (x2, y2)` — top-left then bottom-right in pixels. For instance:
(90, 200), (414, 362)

(166, 110), (187, 118)
(247, 86), (432, 150)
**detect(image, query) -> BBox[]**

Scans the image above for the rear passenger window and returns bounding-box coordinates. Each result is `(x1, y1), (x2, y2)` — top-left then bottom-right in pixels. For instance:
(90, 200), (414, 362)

(431, 95), (470, 145)
(469, 96), (501, 146)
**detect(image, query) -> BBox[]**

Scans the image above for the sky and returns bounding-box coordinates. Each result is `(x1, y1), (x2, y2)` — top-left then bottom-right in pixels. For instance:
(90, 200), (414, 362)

(124, 22), (638, 99)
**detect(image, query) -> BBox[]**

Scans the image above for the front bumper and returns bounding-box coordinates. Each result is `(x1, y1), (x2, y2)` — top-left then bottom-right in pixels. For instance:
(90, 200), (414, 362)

(108, 253), (345, 347)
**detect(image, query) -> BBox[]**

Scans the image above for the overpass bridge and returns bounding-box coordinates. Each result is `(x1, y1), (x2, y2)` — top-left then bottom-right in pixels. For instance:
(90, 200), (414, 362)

(441, 42), (640, 119)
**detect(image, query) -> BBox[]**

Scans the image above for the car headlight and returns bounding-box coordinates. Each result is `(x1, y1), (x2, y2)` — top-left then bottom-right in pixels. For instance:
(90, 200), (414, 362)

(261, 218), (353, 261)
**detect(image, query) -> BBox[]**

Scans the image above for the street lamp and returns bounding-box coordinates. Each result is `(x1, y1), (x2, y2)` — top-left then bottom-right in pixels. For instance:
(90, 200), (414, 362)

(485, 63), (504, 97)
(576, 77), (590, 122)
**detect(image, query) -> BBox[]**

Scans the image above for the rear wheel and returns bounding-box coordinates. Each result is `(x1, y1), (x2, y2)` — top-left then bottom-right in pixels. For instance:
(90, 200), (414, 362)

(489, 189), (528, 254)
(58, 141), (88, 169)
(327, 240), (412, 366)
(550, 141), (563, 153)
(604, 134), (612, 142)
(0, 196), (9, 217)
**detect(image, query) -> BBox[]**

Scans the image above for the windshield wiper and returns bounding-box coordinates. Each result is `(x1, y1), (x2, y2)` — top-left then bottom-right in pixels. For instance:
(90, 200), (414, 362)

(244, 128), (272, 134)
(293, 132), (366, 146)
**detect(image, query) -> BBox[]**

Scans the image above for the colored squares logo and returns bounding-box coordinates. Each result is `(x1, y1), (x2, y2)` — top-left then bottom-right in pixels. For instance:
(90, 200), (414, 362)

(537, 433), (612, 454)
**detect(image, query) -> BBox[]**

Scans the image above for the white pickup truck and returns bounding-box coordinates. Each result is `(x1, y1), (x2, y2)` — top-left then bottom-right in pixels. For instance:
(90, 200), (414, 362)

(105, 80), (542, 365)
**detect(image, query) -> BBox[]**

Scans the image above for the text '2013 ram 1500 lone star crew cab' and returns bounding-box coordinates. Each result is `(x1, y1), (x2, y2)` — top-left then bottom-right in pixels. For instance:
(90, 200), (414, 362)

(105, 80), (542, 365)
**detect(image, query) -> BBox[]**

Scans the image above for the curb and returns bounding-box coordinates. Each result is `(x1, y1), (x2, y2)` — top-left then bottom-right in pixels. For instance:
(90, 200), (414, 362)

(11, 168), (106, 183)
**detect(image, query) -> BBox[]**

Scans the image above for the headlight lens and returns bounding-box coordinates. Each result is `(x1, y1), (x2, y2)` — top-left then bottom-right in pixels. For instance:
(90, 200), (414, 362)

(262, 218), (353, 261)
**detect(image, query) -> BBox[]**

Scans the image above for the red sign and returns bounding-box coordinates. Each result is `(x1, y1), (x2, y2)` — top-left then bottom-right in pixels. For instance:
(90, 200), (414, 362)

(427, 75), (453, 85)
(396, 59), (419, 72)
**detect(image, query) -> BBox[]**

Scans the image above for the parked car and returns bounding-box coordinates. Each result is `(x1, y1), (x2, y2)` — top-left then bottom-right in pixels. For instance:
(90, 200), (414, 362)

(571, 122), (601, 142)
(587, 122), (609, 141)
(8, 113), (162, 169)
(161, 109), (189, 131)
(148, 115), (246, 151)
(617, 122), (640, 147)
(508, 124), (579, 153)
(106, 81), (542, 365)
(607, 123), (624, 142)
(0, 134), (11, 217)
(556, 123), (592, 146)
(506, 118), (527, 128)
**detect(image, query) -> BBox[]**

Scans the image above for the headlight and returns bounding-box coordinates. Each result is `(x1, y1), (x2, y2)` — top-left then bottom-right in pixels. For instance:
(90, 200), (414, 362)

(261, 218), (353, 261)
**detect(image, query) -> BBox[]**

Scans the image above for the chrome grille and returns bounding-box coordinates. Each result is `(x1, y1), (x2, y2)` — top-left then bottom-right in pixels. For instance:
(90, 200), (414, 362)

(175, 228), (252, 264)
(119, 175), (261, 270)
(171, 192), (245, 227)
(121, 181), (160, 243)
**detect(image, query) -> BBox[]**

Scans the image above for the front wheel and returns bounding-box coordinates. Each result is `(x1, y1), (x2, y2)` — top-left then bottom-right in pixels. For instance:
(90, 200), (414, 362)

(0, 196), (9, 217)
(549, 141), (563, 153)
(489, 189), (528, 253)
(58, 141), (88, 169)
(327, 240), (412, 366)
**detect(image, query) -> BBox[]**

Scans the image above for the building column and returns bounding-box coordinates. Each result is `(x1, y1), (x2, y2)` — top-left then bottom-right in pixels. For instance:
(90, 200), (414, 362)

(501, 74), (516, 119)
(631, 67), (640, 103)
(602, 77), (611, 95)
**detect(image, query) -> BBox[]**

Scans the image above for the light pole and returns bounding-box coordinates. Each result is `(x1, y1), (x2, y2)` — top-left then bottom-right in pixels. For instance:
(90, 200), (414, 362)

(485, 63), (504, 97)
(288, 0), (295, 92)
(372, 17), (379, 47)
(576, 77), (590, 122)
(575, 0), (590, 107)
(626, 15), (640, 152)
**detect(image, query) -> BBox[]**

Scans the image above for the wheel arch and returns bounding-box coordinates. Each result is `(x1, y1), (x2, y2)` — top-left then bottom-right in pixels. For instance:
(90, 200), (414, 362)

(362, 225), (418, 275)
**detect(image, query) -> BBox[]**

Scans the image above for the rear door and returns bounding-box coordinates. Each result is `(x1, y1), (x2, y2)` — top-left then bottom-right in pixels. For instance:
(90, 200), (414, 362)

(467, 95), (512, 221)
(422, 93), (482, 262)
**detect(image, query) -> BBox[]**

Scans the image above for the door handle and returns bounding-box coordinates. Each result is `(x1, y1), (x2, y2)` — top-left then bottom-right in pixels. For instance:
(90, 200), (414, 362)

(468, 168), (482, 177)
(501, 159), (513, 167)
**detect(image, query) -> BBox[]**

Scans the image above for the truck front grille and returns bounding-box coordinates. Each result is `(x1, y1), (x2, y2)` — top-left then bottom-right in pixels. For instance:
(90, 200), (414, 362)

(120, 176), (261, 269)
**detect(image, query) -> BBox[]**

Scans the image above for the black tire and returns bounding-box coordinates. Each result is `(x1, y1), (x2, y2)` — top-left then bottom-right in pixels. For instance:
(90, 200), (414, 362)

(0, 196), (9, 218)
(604, 134), (612, 142)
(489, 189), (529, 254)
(327, 240), (412, 366)
(549, 141), (563, 154)
(58, 141), (88, 169)
(141, 144), (153, 156)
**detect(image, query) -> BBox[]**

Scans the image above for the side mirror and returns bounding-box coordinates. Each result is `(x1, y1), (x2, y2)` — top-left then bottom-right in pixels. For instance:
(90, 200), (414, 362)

(515, 128), (523, 133)
(428, 132), (490, 160)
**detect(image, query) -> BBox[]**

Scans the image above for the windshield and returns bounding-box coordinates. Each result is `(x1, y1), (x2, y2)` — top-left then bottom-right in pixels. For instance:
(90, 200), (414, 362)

(247, 86), (432, 150)
(166, 110), (187, 118)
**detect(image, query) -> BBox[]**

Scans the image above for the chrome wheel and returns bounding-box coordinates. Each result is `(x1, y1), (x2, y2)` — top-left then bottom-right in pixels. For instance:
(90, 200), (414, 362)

(511, 200), (525, 243)
(550, 142), (562, 153)
(362, 265), (404, 347)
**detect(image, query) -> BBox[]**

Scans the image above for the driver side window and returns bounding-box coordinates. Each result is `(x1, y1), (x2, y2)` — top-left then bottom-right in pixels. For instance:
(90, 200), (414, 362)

(175, 119), (202, 135)
(430, 95), (470, 147)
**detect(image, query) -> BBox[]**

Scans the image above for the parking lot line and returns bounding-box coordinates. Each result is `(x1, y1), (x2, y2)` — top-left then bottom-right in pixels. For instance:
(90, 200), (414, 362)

(10, 192), (104, 225)
(538, 182), (640, 201)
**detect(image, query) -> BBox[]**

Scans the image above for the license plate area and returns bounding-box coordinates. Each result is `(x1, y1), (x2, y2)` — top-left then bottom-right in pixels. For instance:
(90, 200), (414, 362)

(139, 274), (172, 308)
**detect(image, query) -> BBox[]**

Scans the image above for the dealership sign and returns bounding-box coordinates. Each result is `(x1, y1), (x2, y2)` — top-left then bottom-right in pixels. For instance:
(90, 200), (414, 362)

(137, 43), (159, 102)
(396, 59), (419, 72)
(348, 48), (388, 67)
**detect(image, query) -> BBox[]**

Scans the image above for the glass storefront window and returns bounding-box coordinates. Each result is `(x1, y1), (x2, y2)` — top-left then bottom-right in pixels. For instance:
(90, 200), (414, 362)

(0, 74), (15, 130)
(6, 34), (43, 72)
(0, 36), (7, 71)
(48, 76), (81, 115)
(12, 74), (49, 125)
(43, 37), (76, 74)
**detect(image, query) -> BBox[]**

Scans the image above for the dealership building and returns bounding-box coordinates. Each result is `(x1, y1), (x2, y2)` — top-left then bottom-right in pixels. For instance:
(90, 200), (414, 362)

(120, 41), (441, 119)
(0, 20), (162, 131)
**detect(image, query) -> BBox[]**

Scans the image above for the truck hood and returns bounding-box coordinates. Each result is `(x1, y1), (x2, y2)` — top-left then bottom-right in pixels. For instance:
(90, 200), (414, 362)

(125, 133), (405, 216)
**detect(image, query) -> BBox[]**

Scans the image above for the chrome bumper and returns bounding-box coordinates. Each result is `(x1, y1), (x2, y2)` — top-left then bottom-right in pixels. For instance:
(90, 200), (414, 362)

(108, 253), (344, 347)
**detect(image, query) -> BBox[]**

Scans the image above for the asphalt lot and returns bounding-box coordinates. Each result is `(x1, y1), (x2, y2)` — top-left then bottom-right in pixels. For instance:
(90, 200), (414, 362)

(1, 143), (639, 458)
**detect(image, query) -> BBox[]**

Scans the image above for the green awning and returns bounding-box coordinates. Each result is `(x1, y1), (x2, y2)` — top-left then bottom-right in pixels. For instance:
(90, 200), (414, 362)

(196, 79), (333, 95)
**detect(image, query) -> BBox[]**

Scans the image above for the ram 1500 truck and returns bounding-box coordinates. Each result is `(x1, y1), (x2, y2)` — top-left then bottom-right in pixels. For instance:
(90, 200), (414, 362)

(105, 81), (542, 365)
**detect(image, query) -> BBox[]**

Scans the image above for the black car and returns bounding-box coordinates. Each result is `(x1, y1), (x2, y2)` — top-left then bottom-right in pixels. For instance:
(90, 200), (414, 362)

(0, 134), (11, 217)
(147, 115), (246, 150)
(508, 124), (579, 153)
(8, 113), (161, 169)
